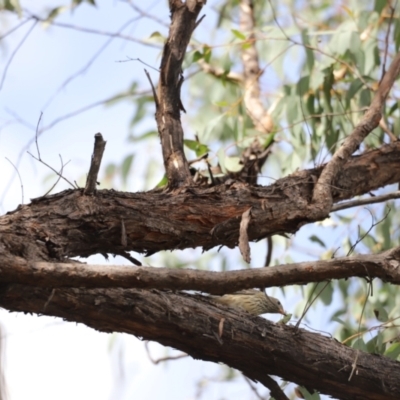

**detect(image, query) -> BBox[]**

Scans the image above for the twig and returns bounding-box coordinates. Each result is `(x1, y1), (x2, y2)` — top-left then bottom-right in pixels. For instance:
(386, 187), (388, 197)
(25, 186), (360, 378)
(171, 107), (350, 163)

(331, 191), (400, 212)
(27, 11), (158, 47)
(257, 375), (289, 400)
(84, 133), (107, 195)
(243, 376), (267, 400)
(295, 281), (330, 330)
(27, 151), (75, 189)
(144, 341), (188, 365)
(126, 1), (169, 27)
(41, 155), (71, 197)
(347, 207), (391, 256)
(5, 157), (24, 205)
(43, 288), (56, 312)
(41, 17), (139, 110)
(264, 236), (272, 267)
(0, 20), (38, 92)
(34, 111), (43, 159)
(118, 57), (159, 73)
(144, 69), (159, 106)
(380, 1), (397, 82)
(114, 251), (142, 266)
(0, 17), (32, 40)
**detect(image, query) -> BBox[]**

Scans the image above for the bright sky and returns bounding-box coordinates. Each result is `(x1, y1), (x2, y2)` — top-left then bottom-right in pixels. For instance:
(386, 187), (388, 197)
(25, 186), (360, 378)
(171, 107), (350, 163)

(0, 1), (339, 399)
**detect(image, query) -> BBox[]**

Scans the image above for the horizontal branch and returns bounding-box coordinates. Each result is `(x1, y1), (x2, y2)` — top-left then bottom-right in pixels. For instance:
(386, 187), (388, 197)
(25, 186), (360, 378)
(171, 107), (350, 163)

(0, 284), (398, 400)
(1, 246), (400, 293)
(2, 142), (400, 260)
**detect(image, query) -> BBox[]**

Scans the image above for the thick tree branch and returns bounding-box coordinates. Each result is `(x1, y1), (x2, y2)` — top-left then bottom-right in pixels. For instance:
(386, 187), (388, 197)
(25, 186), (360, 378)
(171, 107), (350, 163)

(1, 246), (400, 292)
(311, 52), (400, 217)
(155, 0), (205, 188)
(2, 142), (400, 260)
(0, 284), (398, 400)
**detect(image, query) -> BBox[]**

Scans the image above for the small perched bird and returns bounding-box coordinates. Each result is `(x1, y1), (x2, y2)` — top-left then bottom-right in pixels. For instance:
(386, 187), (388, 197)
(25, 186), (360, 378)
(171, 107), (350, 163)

(211, 289), (286, 316)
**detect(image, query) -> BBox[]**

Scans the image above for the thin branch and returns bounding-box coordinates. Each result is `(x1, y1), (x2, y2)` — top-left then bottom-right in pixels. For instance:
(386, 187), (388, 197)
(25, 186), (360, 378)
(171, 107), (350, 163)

(380, 1), (397, 81)
(34, 112), (43, 159)
(27, 151), (75, 189)
(332, 191), (400, 212)
(84, 133), (107, 195)
(264, 236), (272, 267)
(0, 20), (37, 92)
(41, 17), (140, 111)
(260, 375), (289, 400)
(2, 246), (400, 292)
(27, 13), (160, 47)
(239, 0), (273, 134)
(243, 376), (267, 400)
(0, 17), (32, 40)
(144, 69), (159, 106)
(144, 341), (188, 365)
(4, 157), (24, 205)
(41, 156), (71, 197)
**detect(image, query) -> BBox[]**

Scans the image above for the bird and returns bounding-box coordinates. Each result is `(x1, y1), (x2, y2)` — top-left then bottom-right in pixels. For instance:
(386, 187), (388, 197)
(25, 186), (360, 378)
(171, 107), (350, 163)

(211, 289), (286, 316)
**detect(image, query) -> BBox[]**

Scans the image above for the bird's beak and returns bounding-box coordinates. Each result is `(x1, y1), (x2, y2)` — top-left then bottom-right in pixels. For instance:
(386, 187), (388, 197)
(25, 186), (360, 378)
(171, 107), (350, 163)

(279, 307), (287, 315)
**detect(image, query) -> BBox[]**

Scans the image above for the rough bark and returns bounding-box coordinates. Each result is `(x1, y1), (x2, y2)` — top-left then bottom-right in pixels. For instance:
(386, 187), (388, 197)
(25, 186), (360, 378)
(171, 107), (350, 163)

(154, 0), (206, 188)
(1, 141), (400, 261)
(0, 284), (398, 400)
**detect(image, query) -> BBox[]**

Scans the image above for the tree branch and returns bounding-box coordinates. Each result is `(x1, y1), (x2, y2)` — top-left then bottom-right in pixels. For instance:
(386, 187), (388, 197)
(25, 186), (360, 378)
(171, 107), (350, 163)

(0, 284), (398, 400)
(331, 191), (400, 212)
(239, 0), (273, 134)
(311, 51), (400, 218)
(2, 142), (400, 259)
(155, 0), (205, 188)
(1, 246), (400, 293)
(84, 133), (106, 195)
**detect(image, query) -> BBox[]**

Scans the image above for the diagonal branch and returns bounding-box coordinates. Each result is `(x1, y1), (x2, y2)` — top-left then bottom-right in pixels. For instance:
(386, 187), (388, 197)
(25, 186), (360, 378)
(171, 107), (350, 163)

(1, 246), (400, 293)
(239, 0), (273, 134)
(154, 0), (206, 188)
(311, 51), (400, 218)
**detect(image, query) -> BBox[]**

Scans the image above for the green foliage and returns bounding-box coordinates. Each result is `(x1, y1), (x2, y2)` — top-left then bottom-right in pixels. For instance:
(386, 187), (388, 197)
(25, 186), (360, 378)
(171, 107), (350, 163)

(1, 0), (21, 14)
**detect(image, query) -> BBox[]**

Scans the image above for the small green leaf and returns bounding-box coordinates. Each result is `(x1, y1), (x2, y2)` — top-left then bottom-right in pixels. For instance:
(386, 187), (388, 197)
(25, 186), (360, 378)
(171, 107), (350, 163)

(192, 51), (203, 63)
(203, 45), (212, 63)
(231, 29), (246, 40)
(279, 313), (292, 324)
(121, 154), (134, 185)
(384, 343), (400, 360)
(184, 139), (209, 157)
(373, 306), (389, 322)
(149, 31), (162, 38)
(155, 174), (168, 188)
(309, 235), (326, 248)
(298, 387), (321, 400)
(223, 156), (242, 172)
